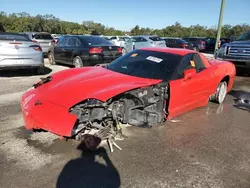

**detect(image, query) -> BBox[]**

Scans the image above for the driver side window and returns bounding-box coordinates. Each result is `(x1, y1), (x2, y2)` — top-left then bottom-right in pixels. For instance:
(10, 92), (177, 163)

(192, 53), (206, 72)
(177, 53), (206, 79)
(177, 53), (194, 79)
(57, 36), (67, 46)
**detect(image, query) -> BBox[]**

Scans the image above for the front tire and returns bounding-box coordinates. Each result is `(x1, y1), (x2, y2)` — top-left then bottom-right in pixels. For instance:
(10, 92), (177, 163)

(73, 56), (83, 68)
(210, 81), (227, 104)
(48, 52), (56, 65)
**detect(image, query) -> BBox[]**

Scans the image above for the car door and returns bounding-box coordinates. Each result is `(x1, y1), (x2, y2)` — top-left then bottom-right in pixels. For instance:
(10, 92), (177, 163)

(54, 36), (68, 63)
(164, 39), (169, 47)
(168, 53), (214, 119)
(63, 37), (80, 64)
(134, 37), (149, 49)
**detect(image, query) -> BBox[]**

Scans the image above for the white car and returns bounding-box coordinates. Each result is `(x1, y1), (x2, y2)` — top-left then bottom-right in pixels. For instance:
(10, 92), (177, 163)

(123, 35), (166, 54)
(109, 36), (131, 47)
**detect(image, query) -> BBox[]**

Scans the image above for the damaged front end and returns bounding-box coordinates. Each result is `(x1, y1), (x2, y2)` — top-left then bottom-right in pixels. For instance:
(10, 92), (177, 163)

(69, 82), (169, 152)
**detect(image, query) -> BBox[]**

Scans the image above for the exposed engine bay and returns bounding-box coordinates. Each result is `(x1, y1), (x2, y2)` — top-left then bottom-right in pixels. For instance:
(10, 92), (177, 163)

(69, 82), (169, 152)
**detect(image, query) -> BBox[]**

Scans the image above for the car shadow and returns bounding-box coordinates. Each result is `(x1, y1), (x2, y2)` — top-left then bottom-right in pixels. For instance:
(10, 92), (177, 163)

(236, 68), (250, 77)
(203, 50), (214, 54)
(0, 66), (52, 77)
(56, 142), (121, 188)
(228, 90), (250, 112)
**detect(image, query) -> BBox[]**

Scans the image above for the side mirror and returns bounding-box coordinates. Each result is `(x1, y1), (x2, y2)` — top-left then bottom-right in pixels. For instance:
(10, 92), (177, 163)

(183, 68), (196, 80)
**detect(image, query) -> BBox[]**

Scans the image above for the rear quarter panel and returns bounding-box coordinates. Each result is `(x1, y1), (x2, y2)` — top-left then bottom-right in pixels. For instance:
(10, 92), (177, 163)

(209, 59), (236, 93)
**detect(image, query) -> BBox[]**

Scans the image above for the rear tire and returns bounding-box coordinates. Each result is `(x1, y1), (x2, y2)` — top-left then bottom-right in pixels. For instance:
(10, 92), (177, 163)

(210, 81), (227, 104)
(73, 56), (84, 68)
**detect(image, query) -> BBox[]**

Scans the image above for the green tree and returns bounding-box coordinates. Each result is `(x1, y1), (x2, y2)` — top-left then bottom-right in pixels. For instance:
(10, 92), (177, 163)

(0, 11), (249, 38)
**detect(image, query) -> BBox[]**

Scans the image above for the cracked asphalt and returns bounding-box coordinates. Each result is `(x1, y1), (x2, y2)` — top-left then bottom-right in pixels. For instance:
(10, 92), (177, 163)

(0, 59), (250, 188)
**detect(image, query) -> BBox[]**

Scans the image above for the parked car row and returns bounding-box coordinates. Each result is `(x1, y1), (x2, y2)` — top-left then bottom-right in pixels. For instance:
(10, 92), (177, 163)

(162, 37), (194, 50)
(0, 28), (247, 75)
(105, 35), (232, 52)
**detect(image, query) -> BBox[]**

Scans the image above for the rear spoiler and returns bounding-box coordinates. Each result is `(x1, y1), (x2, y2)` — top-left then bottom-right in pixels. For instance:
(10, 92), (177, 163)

(95, 63), (109, 67)
(33, 76), (52, 88)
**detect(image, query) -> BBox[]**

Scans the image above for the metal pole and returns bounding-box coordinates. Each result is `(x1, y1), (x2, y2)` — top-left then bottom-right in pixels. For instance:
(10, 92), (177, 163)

(214, 0), (225, 55)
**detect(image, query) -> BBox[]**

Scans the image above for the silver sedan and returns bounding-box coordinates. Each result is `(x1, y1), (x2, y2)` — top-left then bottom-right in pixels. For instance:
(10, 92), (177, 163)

(0, 33), (44, 74)
(123, 35), (167, 54)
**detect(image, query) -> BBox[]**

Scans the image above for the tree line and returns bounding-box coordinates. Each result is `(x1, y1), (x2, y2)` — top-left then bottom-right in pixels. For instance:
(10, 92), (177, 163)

(1, 12), (250, 38)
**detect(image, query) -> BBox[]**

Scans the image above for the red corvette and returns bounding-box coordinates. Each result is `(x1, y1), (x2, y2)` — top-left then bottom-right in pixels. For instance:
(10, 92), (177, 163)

(21, 48), (236, 148)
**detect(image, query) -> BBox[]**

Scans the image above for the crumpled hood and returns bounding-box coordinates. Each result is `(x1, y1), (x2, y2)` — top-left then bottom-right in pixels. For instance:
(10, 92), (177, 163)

(32, 67), (162, 108)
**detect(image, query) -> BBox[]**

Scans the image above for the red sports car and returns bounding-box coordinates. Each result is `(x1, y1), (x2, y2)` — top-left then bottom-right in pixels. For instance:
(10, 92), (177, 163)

(21, 48), (236, 149)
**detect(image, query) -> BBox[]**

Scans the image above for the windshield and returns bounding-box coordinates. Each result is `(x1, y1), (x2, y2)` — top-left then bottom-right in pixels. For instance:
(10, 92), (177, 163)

(0, 33), (31, 41)
(149, 36), (164, 41)
(80, 36), (113, 45)
(236, 30), (250, 41)
(178, 39), (188, 43)
(32, 34), (53, 40)
(106, 49), (183, 81)
(122, 37), (130, 41)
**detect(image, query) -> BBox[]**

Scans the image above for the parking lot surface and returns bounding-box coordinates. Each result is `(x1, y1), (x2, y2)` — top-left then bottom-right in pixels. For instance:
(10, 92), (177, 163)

(0, 59), (250, 188)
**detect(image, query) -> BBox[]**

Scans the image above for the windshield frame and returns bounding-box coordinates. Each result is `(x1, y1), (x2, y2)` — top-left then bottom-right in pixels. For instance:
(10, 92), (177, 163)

(80, 36), (113, 46)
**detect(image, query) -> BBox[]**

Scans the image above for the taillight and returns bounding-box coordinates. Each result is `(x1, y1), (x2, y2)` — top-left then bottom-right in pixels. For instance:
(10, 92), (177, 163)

(117, 47), (123, 53)
(89, 47), (103, 54)
(180, 43), (188, 48)
(9, 42), (22, 45)
(51, 39), (56, 45)
(30, 45), (42, 51)
(32, 40), (37, 43)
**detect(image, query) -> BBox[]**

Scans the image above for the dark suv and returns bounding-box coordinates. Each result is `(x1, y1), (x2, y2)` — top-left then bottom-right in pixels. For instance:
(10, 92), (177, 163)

(203, 37), (221, 51)
(182, 37), (206, 51)
(48, 35), (123, 67)
(215, 30), (250, 71)
(162, 37), (193, 49)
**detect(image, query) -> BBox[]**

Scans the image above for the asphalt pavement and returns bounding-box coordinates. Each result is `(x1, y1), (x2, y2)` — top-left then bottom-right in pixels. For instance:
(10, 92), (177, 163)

(0, 58), (250, 188)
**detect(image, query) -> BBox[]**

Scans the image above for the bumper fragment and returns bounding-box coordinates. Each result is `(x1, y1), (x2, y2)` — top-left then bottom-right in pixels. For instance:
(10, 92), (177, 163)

(21, 91), (78, 137)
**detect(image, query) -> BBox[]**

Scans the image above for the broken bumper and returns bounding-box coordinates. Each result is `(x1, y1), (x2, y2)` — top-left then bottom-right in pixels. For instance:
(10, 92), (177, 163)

(21, 89), (78, 137)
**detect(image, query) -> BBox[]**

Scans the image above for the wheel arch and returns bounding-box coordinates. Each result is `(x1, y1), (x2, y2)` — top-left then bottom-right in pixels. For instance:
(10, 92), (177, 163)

(72, 53), (81, 61)
(220, 75), (234, 92)
(220, 75), (230, 85)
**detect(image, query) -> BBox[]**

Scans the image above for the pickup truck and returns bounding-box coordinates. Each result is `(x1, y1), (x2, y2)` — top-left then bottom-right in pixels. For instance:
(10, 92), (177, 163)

(215, 30), (250, 72)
